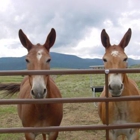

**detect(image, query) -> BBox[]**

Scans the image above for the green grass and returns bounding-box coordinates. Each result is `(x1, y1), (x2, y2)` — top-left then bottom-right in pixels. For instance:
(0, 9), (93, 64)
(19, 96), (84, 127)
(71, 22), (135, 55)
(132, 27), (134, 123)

(0, 105), (16, 114)
(0, 76), (23, 83)
(0, 134), (24, 140)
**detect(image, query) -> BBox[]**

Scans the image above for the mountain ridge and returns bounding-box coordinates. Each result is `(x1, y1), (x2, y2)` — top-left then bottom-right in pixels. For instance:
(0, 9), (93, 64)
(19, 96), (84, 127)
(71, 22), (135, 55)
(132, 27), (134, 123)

(0, 52), (140, 70)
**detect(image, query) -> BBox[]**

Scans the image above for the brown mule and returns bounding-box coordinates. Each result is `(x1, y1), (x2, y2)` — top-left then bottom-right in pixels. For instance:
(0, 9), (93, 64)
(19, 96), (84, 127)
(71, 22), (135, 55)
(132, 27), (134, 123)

(1, 28), (63, 140)
(98, 28), (140, 140)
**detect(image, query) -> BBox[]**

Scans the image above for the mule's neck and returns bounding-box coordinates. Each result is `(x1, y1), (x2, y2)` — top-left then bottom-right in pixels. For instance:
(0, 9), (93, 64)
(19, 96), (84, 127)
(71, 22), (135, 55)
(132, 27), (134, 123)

(121, 73), (137, 96)
(122, 73), (129, 83)
(46, 76), (52, 98)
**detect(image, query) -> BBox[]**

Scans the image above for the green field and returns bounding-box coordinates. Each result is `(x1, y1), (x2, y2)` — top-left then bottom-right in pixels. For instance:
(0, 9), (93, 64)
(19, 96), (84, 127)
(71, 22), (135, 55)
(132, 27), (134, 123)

(0, 72), (140, 140)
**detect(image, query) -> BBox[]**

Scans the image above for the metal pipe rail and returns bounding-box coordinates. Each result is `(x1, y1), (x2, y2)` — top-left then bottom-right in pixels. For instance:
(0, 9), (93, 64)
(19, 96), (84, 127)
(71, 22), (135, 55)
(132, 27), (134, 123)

(0, 68), (140, 76)
(0, 96), (140, 104)
(0, 123), (140, 133)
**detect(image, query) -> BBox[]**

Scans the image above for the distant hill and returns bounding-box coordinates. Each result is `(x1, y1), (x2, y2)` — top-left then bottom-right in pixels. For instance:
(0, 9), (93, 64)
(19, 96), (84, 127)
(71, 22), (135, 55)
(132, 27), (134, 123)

(0, 52), (140, 70)
(50, 52), (103, 69)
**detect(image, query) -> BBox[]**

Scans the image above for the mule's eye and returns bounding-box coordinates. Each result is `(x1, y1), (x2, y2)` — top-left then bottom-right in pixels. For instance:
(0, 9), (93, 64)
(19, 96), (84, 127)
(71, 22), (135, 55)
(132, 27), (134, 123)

(123, 58), (128, 62)
(25, 59), (29, 63)
(103, 58), (107, 62)
(46, 58), (51, 63)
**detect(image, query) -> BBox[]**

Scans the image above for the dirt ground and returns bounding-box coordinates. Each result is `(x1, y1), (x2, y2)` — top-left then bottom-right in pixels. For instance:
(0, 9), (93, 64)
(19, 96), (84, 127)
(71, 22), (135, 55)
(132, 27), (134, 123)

(1, 102), (105, 140)
(58, 103), (105, 140)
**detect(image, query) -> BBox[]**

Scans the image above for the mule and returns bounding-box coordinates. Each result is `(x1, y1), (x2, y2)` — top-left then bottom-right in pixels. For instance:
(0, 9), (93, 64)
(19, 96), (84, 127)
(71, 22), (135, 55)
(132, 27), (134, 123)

(2, 28), (63, 140)
(98, 28), (140, 140)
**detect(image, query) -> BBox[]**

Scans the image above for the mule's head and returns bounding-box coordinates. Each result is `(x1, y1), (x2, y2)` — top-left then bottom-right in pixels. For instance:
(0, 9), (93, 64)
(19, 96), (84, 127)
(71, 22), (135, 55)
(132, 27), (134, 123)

(19, 28), (56, 99)
(101, 28), (131, 97)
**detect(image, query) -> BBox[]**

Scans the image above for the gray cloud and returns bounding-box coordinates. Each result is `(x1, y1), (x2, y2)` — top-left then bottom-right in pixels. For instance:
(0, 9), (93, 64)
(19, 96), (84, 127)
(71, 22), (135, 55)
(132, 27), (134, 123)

(0, 0), (140, 59)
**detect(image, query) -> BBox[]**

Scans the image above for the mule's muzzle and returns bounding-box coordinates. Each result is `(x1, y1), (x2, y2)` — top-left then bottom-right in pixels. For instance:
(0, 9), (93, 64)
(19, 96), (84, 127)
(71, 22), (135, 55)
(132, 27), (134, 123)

(109, 83), (124, 97)
(31, 88), (47, 99)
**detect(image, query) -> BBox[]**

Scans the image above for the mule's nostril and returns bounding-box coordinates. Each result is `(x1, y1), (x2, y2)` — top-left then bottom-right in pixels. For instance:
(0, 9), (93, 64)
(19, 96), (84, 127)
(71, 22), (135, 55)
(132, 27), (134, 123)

(109, 85), (112, 90)
(43, 89), (46, 94)
(120, 84), (123, 89)
(31, 90), (35, 95)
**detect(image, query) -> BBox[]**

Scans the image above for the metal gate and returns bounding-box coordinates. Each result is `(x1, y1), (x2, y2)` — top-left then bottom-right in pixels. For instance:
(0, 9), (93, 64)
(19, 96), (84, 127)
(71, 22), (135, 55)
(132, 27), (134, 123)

(0, 69), (140, 139)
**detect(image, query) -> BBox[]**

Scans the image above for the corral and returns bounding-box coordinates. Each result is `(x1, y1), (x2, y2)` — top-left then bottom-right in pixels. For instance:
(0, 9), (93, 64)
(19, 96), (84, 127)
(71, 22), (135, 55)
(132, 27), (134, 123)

(0, 69), (140, 140)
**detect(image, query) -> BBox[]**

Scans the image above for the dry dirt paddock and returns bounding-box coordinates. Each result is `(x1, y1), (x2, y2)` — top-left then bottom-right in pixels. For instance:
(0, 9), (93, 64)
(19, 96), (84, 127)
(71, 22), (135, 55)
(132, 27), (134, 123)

(0, 103), (104, 140)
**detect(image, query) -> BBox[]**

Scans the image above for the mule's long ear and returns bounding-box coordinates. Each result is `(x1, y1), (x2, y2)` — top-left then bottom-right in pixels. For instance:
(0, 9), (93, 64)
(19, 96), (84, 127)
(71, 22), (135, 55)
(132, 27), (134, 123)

(101, 29), (111, 48)
(18, 29), (33, 51)
(44, 28), (56, 51)
(119, 28), (132, 49)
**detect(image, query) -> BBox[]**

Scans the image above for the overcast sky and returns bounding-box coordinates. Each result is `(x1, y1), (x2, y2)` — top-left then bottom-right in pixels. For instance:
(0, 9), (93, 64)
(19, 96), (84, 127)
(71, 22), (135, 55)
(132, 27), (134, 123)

(0, 0), (140, 59)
